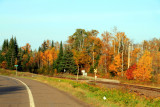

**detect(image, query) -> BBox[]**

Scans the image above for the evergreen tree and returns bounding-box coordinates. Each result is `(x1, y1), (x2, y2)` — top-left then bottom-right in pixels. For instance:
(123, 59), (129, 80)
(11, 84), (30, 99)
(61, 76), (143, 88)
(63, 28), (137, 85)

(38, 47), (42, 52)
(59, 48), (77, 74)
(2, 39), (8, 52)
(56, 41), (63, 72)
(14, 37), (18, 58)
(17, 48), (23, 71)
(1, 39), (8, 63)
(0, 51), (5, 63)
(89, 65), (94, 73)
(4, 37), (19, 69)
(94, 54), (100, 68)
(6, 37), (16, 68)
(52, 59), (57, 73)
(42, 41), (47, 52)
(51, 40), (54, 48)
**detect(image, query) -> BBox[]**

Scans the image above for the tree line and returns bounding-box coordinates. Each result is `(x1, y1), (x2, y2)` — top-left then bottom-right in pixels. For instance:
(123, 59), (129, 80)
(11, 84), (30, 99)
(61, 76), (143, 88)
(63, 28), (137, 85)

(0, 28), (160, 82)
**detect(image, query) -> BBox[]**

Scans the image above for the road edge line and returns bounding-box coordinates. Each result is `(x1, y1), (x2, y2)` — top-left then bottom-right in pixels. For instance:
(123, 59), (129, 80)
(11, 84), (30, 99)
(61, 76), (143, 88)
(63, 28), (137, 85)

(0, 75), (35, 107)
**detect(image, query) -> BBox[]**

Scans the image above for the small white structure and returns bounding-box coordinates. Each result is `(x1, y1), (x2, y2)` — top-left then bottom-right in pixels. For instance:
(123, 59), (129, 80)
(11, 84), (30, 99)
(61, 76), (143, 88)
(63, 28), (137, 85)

(84, 73), (87, 76)
(64, 69), (66, 73)
(95, 76), (97, 80)
(103, 96), (106, 100)
(82, 70), (87, 76)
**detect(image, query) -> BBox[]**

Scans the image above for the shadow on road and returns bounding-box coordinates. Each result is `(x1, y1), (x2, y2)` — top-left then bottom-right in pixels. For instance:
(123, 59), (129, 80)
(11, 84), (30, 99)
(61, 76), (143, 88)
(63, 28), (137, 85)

(0, 86), (26, 95)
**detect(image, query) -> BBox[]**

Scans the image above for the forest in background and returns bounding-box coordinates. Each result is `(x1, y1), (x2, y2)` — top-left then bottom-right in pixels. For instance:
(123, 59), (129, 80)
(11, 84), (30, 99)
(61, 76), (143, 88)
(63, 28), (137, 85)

(0, 28), (160, 82)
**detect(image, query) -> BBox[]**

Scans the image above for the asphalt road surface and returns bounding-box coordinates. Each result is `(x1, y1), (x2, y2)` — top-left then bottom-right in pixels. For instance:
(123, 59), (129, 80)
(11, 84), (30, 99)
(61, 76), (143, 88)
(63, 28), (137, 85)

(0, 76), (89, 107)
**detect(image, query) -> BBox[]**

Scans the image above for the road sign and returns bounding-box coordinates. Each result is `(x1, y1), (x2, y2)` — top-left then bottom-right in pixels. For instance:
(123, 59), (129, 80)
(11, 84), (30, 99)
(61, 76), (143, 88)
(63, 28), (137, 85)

(14, 65), (18, 76)
(14, 65), (18, 67)
(94, 69), (97, 73)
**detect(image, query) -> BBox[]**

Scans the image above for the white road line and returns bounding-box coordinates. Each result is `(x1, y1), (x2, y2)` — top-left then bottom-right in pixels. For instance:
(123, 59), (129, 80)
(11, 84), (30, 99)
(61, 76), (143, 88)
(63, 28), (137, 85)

(0, 75), (35, 107)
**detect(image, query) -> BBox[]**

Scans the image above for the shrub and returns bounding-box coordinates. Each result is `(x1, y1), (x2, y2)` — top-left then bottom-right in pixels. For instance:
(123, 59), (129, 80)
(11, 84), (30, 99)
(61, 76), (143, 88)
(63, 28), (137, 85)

(126, 64), (137, 80)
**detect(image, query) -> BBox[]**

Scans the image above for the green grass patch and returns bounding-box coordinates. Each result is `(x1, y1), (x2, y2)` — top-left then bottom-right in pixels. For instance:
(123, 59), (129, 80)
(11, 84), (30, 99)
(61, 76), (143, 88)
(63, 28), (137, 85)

(0, 68), (160, 107)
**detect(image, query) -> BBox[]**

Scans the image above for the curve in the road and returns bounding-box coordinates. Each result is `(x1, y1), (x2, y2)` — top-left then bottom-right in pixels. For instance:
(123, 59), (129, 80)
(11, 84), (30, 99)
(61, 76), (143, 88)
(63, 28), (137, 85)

(0, 75), (35, 107)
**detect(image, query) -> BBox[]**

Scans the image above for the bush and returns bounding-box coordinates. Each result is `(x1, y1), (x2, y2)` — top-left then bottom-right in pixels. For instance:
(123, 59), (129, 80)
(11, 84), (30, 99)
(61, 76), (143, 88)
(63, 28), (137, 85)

(126, 64), (137, 80)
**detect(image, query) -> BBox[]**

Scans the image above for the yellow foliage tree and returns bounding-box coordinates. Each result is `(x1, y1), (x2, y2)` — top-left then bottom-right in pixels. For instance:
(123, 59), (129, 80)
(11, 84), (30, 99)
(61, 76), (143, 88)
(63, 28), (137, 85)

(109, 54), (121, 75)
(133, 50), (152, 81)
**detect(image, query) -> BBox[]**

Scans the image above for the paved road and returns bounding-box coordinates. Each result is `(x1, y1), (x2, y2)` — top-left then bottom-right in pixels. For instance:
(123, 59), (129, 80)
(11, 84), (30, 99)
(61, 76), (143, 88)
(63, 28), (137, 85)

(0, 76), (29, 107)
(0, 76), (89, 107)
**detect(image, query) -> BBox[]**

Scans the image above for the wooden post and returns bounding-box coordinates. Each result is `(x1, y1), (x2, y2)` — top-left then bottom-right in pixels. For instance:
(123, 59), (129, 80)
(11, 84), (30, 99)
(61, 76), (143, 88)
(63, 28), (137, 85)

(76, 65), (79, 82)
(94, 69), (97, 84)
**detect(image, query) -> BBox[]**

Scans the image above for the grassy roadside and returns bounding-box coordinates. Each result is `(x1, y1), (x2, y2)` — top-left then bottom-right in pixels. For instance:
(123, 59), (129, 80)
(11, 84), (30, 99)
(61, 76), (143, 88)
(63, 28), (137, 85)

(0, 69), (160, 107)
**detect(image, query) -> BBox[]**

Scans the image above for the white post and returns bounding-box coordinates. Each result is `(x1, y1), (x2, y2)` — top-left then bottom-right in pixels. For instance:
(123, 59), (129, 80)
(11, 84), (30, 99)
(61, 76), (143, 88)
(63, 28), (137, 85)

(16, 66), (17, 76)
(94, 69), (97, 83)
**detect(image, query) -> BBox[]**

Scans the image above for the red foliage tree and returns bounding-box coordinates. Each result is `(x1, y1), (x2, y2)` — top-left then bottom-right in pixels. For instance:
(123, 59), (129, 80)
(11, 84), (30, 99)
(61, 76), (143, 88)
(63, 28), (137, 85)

(126, 64), (137, 80)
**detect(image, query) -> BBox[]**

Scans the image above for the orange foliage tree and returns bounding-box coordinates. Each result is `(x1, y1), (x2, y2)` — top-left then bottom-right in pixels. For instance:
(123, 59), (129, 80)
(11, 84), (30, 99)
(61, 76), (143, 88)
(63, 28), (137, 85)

(133, 50), (152, 81)
(99, 32), (112, 73)
(109, 54), (121, 76)
(1, 61), (7, 69)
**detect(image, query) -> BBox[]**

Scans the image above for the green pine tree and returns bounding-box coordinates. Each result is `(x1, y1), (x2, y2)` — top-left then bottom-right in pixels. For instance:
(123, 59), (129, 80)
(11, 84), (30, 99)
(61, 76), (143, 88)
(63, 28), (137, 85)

(56, 41), (63, 73)
(2, 39), (8, 52)
(4, 37), (19, 69)
(51, 40), (54, 48)
(17, 48), (23, 71)
(14, 37), (18, 58)
(94, 54), (100, 68)
(59, 48), (77, 74)
(6, 37), (16, 68)
(0, 50), (5, 63)
(52, 59), (57, 73)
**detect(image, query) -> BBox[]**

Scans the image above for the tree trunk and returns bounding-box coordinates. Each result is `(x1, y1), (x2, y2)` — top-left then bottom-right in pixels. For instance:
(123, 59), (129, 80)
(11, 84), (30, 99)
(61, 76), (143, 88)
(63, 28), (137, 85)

(121, 37), (124, 77)
(128, 44), (130, 69)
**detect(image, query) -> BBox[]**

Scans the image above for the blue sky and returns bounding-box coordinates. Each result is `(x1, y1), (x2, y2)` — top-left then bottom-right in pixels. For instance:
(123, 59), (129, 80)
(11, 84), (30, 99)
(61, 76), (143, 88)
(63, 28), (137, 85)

(0, 0), (160, 49)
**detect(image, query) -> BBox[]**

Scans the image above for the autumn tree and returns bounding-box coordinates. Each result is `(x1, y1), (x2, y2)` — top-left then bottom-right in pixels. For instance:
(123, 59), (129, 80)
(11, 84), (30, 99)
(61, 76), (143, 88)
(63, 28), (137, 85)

(21, 43), (31, 71)
(109, 54), (121, 76)
(126, 64), (137, 80)
(68, 29), (87, 51)
(133, 50), (152, 81)
(68, 29), (102, 73)
(85, 31), (102, 69)
(99, 31), (112, 74)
